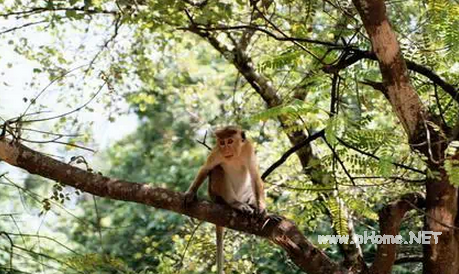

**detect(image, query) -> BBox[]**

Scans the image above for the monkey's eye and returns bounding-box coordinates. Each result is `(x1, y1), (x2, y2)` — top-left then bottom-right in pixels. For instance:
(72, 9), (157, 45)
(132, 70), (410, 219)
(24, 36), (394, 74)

(219, 140), (225, 146)
(227, 139), (233, 144)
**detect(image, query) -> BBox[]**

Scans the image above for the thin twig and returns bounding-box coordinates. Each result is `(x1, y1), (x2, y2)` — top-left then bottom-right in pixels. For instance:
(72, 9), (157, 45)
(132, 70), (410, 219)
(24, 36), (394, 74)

(86, 15), (122, 74)
(434, 84), (448, 126)
(337, 137), (425, 175)
(0, 20), (47, 35)
(179, 24), (340, 48)
(262, 129), (325, 180)
(23, 81), (106, 123)
(22, 64), (89, 117)
(0, 6), (117, 17)
(92, 196), (105, 253)
(352, 176), (425, 184)
(19, 135), (64, 144)
(323, 137), (356, 186)
(13, 127), (82, 138)
(177, 221), (203, 271)
(5, 232), (79, 255)
(196, 130), (212, 151)
(0, 231), (14, 272)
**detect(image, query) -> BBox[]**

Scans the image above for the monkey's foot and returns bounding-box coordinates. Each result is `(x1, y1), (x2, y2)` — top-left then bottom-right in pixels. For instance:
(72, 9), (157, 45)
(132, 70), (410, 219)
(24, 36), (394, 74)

(183, 191), (197, 208)
(231, 201), (254, 215)
(261, 214), (283, 229)
(267, 214), (283, 223)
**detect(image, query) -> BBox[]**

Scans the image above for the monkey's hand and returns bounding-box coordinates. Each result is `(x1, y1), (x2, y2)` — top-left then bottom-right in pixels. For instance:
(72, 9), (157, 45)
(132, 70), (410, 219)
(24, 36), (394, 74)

(252, 202), (267, 216)
(230, 201), (254, 215)
(183, 191), (197, 208)
(253, 206), (266, 217)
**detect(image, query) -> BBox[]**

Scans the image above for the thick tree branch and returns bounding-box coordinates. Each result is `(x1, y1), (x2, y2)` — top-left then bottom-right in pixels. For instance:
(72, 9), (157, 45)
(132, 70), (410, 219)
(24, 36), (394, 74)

(369, 192), (425, 274)
(351, 0), (446, 156)
(0, 139), (347, 274)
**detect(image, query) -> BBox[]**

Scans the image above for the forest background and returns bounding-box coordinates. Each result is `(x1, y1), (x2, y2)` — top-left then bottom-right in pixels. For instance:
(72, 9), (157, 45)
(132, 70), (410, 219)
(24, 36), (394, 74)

(0, 0), (458, 274)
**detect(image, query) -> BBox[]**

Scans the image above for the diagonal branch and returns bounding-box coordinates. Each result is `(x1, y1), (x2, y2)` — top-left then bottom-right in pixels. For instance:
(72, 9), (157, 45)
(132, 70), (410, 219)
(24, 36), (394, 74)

(323, 137), (356, 186)
(0, 20), (48, 35)
(262, 129), (325, 180)
(336, 137), (425, 175)
(0, 138), (346, 274)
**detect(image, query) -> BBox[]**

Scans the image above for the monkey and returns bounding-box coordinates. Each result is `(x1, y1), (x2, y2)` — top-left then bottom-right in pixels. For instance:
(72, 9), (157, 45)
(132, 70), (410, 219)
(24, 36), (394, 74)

(184, 126), (279, 274)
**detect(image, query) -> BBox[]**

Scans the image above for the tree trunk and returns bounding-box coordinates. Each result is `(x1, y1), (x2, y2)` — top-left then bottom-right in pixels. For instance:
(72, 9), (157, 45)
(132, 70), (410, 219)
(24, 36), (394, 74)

(424, 166), (459, 274)
(352, 0), (459, 273)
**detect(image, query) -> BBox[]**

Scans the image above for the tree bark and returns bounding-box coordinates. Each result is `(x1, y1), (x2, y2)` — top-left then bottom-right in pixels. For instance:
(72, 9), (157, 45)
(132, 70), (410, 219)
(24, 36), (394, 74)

(423, 167), (459, 274)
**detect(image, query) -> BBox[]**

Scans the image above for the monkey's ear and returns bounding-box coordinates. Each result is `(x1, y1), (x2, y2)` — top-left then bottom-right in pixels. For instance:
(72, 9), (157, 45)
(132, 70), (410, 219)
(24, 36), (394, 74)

(241, 131), (246, 141)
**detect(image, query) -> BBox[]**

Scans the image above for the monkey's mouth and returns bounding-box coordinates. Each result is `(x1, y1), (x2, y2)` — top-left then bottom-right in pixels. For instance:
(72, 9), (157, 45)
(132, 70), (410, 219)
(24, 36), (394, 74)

(224, 155), (234, 158)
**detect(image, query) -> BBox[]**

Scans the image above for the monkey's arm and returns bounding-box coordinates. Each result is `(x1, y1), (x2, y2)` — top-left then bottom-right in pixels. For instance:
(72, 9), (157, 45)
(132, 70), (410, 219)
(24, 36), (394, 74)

(187, 166), (210, 193)
(247, 146), (283, 223)
(185, 150), (221, 204)
(247, 144), (266, 211)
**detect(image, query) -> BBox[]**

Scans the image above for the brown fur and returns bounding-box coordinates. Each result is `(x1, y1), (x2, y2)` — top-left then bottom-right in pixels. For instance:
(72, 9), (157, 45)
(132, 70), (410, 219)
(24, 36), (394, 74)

(184, 126), (267, 274)
(215, 126), (245, 140)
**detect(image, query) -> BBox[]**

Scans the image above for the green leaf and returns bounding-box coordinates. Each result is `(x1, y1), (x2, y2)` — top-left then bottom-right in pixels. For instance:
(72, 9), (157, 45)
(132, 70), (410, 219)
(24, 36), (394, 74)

(445, 159), (459, 187)
(378, 155), (394, 178)
(65, 10), (77, 18)
(325, 117), (340, 146)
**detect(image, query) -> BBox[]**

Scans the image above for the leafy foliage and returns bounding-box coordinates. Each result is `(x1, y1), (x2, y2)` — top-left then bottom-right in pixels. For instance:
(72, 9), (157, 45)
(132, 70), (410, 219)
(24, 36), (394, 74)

(327, 197), (349, 236)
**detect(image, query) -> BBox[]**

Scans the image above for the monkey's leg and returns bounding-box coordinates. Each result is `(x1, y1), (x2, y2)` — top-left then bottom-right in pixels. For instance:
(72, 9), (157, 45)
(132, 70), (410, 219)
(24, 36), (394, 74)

(216, 225), (225, 274)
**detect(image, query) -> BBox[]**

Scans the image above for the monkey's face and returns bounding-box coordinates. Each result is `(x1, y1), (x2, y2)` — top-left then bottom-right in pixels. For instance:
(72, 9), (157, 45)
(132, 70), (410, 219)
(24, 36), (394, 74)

(218, 136), (242, 159)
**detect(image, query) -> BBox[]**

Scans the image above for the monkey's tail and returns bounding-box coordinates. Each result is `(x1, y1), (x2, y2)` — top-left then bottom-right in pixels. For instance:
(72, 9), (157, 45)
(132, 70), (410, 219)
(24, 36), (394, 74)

(216, 225), (224, 274)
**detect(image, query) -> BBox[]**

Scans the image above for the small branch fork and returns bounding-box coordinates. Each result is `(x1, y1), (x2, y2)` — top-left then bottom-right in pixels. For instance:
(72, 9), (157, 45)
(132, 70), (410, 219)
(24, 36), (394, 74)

(196, 130), (212, 151)
(370, 193), (425, 274)
(323, 50), (458, 104)
(323, 137), (356, 186)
